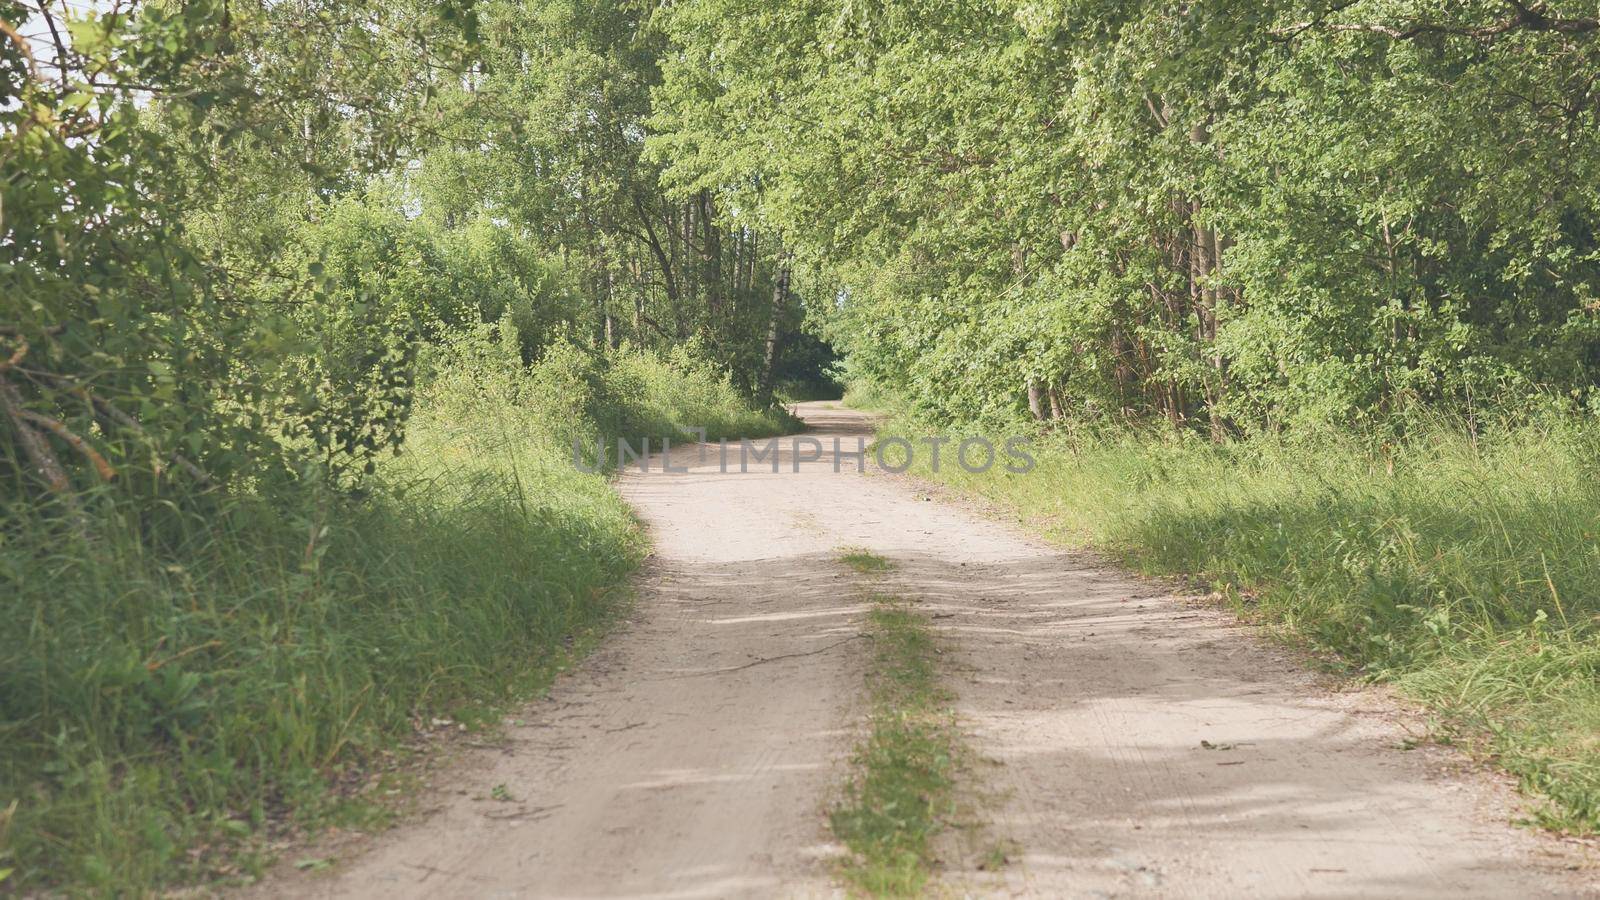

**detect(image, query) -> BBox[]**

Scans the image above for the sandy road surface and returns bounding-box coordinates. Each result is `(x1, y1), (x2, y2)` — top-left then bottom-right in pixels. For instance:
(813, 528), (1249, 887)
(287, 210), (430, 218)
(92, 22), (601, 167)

(264, 402), (1593, 898)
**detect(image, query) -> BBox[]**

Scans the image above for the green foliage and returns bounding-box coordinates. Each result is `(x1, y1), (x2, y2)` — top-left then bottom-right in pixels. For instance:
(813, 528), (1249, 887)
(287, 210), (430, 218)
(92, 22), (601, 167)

(609, 341), (803, 441)
(2, 0), (824, 510)
(653, 0), (1600, 435)
(1, 0), (482, 507)
(446, 218), (587, 359)
(275, 198), (595, 478)
(408, 0), (819, 394)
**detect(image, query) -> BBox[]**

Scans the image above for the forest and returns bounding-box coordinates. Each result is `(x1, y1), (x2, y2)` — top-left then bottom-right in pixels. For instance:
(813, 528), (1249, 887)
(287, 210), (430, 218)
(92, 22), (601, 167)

(5, 0), (1600, 893)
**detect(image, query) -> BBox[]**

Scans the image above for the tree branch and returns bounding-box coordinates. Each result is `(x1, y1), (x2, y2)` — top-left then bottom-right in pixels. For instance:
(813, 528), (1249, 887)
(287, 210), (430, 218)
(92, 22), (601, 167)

(34, 0), (70, 94)
(0, 378), (74, 496)
(18, 408), (116, 481)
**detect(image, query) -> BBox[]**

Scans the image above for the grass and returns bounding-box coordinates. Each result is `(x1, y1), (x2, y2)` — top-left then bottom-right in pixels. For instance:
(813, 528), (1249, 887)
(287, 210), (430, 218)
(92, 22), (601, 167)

(840, 547), (895, 574)
(0, 334), (794, 894)
(830, 550), (963, 897)
(870, 403), (1600, 833)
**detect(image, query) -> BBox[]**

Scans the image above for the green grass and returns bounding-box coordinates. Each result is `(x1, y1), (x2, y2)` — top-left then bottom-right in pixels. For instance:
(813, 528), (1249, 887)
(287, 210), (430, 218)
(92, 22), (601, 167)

(839, 548), (895, 574)
(831, 548), (962, 897)
(0, 336), (793, 894)
(874, 407), (1600, 833)
(832, 599), (960, 897)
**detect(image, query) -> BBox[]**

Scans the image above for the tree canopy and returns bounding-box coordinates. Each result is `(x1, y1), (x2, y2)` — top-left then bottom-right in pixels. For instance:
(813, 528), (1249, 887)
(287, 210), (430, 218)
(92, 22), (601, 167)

(2, 0), (814, 512)
(652, 0), (1600, 434)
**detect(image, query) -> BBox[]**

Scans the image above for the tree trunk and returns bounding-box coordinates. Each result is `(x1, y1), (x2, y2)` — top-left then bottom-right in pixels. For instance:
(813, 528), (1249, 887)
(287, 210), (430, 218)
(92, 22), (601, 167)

(699, 190), (722, 322)
(1027, 379), (1047, 420)
(632, 195), (680, 328)
(603, 264), (615, 349)
(1190, 198), (1225, 441)
(758, 255), (791, 404)
(745, 230), (759, 294)
(1188, 115), (1228, 443)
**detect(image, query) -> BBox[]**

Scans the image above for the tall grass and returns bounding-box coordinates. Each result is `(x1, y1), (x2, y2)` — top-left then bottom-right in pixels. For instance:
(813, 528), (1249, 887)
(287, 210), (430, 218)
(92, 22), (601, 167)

(0, 328), (794, 893)
(874, 400), (1600, 832)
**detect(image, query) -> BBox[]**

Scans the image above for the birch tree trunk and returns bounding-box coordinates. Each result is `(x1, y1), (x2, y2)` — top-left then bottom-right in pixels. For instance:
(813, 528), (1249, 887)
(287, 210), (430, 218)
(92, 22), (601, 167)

(758, 254), (792, 404)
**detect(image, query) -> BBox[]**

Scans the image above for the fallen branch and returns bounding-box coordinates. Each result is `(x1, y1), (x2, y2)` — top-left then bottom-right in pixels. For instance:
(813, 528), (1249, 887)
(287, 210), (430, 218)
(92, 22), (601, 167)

(25, 369), (217, 485)
(0, 339), (27, 373)
(83, 391), (214, 485)
(655, 635), (863, 679)
(18, 409), (116, 481)
(0, 378), (74, 496)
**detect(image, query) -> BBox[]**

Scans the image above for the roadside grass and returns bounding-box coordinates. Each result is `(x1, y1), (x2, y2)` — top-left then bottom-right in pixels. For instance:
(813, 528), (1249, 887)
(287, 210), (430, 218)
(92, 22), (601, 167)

(0, 336), (793, 895)
(831, 548), (963, 897)
(872, 407), (1600, 833)
(0, 415), (640, 894)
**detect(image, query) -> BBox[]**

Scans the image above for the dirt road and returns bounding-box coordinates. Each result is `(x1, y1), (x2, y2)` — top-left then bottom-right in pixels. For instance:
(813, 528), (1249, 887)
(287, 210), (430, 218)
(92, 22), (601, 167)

(276, 402), (1593, 898)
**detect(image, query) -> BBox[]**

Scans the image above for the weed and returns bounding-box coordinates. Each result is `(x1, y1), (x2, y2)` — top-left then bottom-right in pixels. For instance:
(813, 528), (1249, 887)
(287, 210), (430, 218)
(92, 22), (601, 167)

(840, 548), (894, 575)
